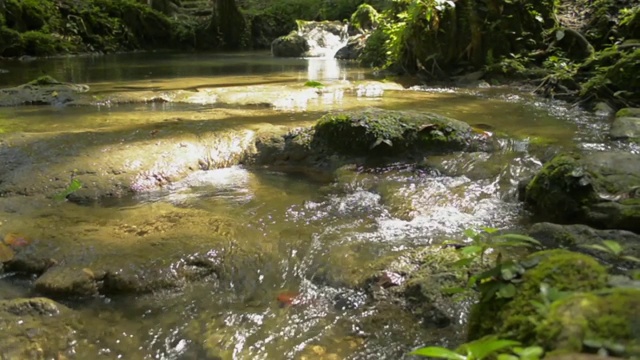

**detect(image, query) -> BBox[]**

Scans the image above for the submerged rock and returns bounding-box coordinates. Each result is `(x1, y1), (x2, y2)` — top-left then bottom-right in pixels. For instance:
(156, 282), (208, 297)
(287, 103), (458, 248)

(523, 152), (640, 232)
(0, 297), (76, 359)
(0, 76), (89, 106)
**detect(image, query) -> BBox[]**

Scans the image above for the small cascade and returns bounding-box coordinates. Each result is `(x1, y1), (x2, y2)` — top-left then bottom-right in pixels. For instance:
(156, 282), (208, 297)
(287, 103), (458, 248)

(296, 20), (349, 58)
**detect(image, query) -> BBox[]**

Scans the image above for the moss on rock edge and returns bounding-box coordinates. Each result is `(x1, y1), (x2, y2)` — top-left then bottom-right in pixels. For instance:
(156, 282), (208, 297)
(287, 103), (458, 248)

(467, 250), (608, 343)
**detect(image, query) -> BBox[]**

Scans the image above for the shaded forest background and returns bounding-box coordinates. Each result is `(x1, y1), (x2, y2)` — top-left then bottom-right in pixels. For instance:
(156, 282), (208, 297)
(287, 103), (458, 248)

(0, 0), (638, 108)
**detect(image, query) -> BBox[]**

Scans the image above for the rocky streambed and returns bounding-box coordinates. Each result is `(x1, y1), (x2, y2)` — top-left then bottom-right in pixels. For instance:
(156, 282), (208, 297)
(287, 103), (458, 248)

(1, 52), (639, 359)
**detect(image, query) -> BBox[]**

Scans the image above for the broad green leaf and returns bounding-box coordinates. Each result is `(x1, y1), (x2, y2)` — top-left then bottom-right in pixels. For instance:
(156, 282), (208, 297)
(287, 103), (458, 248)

(497, 355), (519, 360)
(579, 244), (611, 254)
(463, 338), (521, 360)
(515, 346), (544, 360)
(556, 29), (565, 41)
(500, 267), (516, 281)
(494, 234), (541, 246)
(461, 245), (483, 256)
(497, 283), (517, 299)
(622, 255), (640, 263)
(304, 80), (324, 88)
(602, 240), (623, 255)
(410, 346), (466, 360)
(451, 257), (475, 268)
(463, 228), (478, 239)
(482, 227), (499, 234)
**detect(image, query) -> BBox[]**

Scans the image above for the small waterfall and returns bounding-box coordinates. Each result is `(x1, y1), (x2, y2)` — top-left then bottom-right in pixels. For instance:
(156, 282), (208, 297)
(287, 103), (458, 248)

(296, 20), (349, 58)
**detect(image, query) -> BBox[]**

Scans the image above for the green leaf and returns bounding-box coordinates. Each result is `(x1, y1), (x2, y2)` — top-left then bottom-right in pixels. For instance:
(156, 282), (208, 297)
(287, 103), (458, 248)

(451, 257), (475, 268)
(461, 245), (483, 256)
(53, 178), (83, 201)
(621, 255), (640, 263)
(410, 346), (466, 360)
(497, 283), (517, 299)
(482, 227), (499, 234)
(602, 240), (623, 255)
(500, 267), (516, 281)
(304, 80), (324, 88)
(494, 234), (541, 247)
(579, 244), (612, 254)
(515, 346), (544, 360)
(442, 287), (468, 295)
(497, 355), (519, 360)
(463, 338), (521, 360)
(463, 228), (478, 239)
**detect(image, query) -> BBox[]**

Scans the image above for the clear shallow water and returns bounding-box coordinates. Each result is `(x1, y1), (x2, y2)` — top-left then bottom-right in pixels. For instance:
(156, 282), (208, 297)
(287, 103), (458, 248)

(0, 52), (614, 359)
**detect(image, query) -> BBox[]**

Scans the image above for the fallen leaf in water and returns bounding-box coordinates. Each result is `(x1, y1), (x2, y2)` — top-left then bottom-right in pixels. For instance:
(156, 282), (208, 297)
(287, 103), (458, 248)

(82, 268), (95, 278)
(4, 233), (32, 247)
(277, 291), (301, 307)
(0, 243), (15, 262)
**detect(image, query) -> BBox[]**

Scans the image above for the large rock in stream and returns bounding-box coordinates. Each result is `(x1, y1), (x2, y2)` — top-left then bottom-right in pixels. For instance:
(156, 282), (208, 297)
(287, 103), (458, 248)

(610, 107), (640, 142)
(523, 151), (640, 232)
(0, 76), (90, 106)
(252, 108), (492, 167)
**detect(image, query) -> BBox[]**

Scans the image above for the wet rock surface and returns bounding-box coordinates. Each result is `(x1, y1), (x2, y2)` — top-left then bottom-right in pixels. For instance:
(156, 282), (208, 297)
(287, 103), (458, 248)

(271, 32), (309, 57)
(529, 222), (640, 269)
(0, 76), (89, 106)
(0, 297), (76, 359)
(524, 151), (640, 232)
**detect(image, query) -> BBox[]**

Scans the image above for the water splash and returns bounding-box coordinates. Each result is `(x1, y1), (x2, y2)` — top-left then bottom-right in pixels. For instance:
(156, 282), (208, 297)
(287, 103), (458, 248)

(297, 21), (349, 58)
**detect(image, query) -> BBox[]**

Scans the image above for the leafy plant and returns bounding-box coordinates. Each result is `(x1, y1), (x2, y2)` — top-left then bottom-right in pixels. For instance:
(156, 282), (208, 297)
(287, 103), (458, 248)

(442, 228), (541, 300)
(579, 240), (640, 263)
(53, 178), (83, 201)
(411, 336), (543, 360)
(447, 227), (542, 267)
(529, 282), (571, 318)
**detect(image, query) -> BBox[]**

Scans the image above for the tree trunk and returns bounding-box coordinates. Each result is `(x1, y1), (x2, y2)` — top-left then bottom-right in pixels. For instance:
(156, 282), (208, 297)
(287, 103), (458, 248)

(211, 0), (246, 49)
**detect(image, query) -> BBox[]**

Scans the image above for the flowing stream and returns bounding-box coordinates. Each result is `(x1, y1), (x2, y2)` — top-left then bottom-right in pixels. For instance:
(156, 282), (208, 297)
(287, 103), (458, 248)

(0, 51), (611, 359)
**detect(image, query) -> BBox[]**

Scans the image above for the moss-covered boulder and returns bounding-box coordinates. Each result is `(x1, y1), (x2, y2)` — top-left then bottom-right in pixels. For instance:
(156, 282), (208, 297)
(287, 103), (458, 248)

(537, 288), (640, 356)
(468, 250), (608, 342)
(314, 108), (483, 157)
(528, 222), (640, 269)
(523, 152), (640, 232)
(271, 31), (308, 57)
(0, 76), (89, 106)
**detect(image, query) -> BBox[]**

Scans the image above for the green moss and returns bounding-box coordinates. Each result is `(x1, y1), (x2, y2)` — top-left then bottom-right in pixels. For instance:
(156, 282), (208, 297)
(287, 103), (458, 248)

(468, 250), (608, 343)
(314, 108), (473, 157)
(537, 288), (640, 356)
(615, 108), (640, 118)
(28, 75), (62, 86)
(350, 4), (379, 31)
(21, 31), (75, 56)
(524, 153), (595, 221)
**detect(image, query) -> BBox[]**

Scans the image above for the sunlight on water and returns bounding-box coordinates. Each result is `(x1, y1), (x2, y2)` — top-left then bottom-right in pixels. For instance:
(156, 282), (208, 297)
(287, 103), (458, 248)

(0, 51), (619, 360)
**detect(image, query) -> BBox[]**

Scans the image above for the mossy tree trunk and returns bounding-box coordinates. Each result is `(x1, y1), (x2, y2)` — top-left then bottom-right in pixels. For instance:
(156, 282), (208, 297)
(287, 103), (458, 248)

(210, 0), (247, 49)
